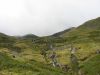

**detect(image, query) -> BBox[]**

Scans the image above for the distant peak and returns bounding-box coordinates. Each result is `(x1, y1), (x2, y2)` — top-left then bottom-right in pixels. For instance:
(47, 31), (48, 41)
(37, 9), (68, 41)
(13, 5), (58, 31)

(22, 34), (38, 39)
(52, 27), (75, 37)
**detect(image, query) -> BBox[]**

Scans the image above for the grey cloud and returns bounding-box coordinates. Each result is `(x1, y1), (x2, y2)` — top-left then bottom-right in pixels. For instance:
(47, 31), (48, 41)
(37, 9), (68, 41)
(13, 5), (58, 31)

(0, 0), (100, 36)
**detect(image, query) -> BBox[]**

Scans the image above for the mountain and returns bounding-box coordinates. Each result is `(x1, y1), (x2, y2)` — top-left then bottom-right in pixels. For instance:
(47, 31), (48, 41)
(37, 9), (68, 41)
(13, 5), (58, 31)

(78, 17), (100, 30)
(0, 33), (15, 43)
(52, 27), (75, 37)
(22, 34), (38, 39)
(0, 33), (16, 49)
(58, 17), (100, 37)
(0, 17), (100, 75)
(53, 17), (100, 43)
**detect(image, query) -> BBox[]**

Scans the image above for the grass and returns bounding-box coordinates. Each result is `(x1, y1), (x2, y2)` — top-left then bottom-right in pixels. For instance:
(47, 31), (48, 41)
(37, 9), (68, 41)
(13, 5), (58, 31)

(0, 42), (100, 75)
(0, 17), (100, 75)
(0, 52), (66, 75)
(0, 41), (99, 75)
(82, 54), (100, 75)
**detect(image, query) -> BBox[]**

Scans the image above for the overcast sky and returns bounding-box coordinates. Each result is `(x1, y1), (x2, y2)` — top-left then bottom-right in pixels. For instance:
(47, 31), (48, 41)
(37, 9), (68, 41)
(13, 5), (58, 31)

(0, 0), (100, 36)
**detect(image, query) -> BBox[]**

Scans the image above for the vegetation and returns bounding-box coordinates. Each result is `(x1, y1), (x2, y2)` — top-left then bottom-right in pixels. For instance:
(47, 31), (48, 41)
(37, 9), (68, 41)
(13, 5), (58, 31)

(82, 54), (100, 75)
(0, 17), (100, 75)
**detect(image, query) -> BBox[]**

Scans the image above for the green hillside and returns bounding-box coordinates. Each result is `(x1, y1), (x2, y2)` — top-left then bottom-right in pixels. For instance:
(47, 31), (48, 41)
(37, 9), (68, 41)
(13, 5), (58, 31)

(52, 27), (75, 37)
(0, 33), (15, 43)
(0, 52), (65, 75)
(0, 17), (100, 75)
(22, 34), (38, 39)
(82, 54), (100, 75)
(61, 17), (100, 37)
(56, 17), (100, 43)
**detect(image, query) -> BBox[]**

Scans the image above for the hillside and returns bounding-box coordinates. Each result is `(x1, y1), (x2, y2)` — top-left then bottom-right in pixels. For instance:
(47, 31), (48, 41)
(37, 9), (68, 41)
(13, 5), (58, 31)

(0, 52), (65, 75)
(52, 27), (75, 37)
(82, 54), (100, 75)
(56, 17), (100, 43)
(0, 33), (15, 43)
(0, 17), (100, 75)
(22, 34), (38, 39)
(78, 17), (100, 30)
(59, 17), (100, 37)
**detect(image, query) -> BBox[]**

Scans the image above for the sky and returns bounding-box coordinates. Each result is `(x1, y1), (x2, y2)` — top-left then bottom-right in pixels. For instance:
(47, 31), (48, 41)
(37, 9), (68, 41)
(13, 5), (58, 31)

(0, 0), (100, 36)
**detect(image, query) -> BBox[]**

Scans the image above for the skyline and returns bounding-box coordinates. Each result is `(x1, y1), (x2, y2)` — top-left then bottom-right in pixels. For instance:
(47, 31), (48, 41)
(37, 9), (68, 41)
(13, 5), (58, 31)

(0, 0), (100, 36)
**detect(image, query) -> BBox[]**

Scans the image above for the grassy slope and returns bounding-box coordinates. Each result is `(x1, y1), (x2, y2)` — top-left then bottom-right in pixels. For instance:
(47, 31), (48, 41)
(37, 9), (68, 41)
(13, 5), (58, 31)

(82, 54), (100, 75)
(0, 17), (100, 75)
(0, 52), (66, 75)
(57, 17), (100, 43)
